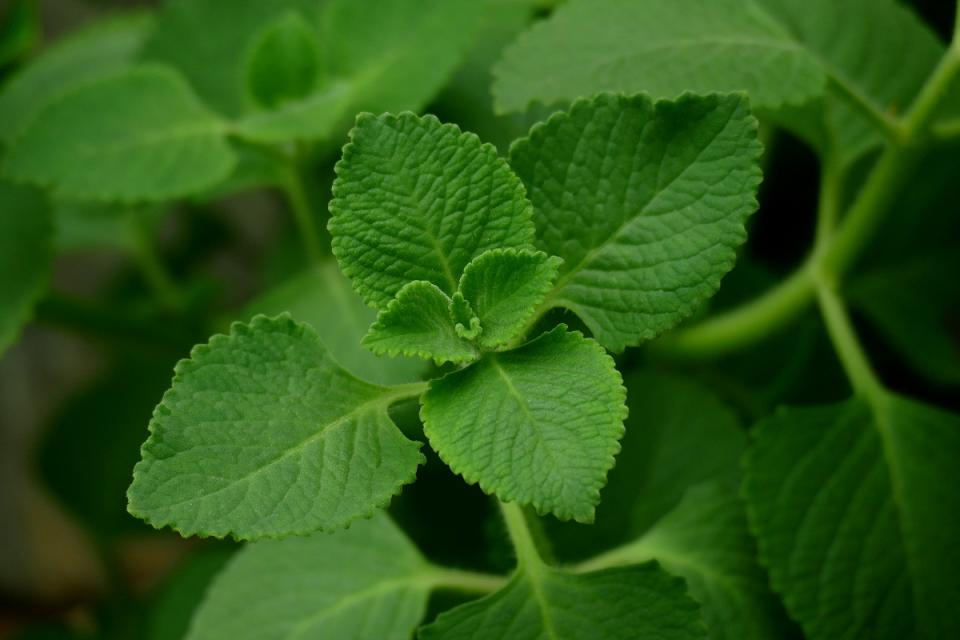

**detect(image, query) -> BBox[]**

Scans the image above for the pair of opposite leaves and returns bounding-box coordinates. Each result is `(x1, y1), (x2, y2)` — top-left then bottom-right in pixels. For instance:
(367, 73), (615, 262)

(127, 91), (763, 540)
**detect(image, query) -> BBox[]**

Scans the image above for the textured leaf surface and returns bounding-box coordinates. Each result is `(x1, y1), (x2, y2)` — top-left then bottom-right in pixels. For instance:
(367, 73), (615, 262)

(743, 394), (960, 639)
(0, 182), (51, 354)
(188, 515), (429, 640)
(494, 0), (941, 163)
(127, 315), (424, 540)
(552, 371), (785, 640)
(0, 12), (151, 143)
(4, 66), (235, 202)
(363, 281), (478, 365)
(244, 261), (423, 386)
(330, 112), (535, 309)
(244, 11), (320, 109)
(458, 249), (562, 349)
(419, 562), (706, 640)
(510, 93), (761, 351)
(421, 326), (626, 522)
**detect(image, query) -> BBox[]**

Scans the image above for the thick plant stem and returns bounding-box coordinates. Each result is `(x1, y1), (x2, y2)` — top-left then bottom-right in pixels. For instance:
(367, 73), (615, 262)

(500, 501), (544, 570)
(282, 163), (327, 264)
(425, 566), (507, 594)
(656, 40), (960, 361)
(814, 274), (883, 400)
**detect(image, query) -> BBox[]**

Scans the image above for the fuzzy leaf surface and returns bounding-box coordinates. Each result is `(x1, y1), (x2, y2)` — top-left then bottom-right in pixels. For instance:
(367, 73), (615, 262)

(127, 315), (424, 540)
(743, 394), (960, 639)
(244, 261), (423, 386)
(419, 562), (706, 640)
(0, 182), (51, 354)
(421, 325), (626, 522)
(4, 66), (235, 202)
(330, 112), (534, 309)
(510, 93), (761, 351)
(458, 249), (563, 349)
(0, 12), (151, 143)
(187, 515), (429, 640)
(363, 281), (478, 365)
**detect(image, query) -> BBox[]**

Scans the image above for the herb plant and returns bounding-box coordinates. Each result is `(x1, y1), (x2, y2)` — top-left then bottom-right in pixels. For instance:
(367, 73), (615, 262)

(2, 1), (959, 639)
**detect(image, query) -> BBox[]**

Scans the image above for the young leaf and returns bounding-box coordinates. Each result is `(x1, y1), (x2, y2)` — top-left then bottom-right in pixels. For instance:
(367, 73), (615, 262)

(493, 0), (943, 163)
(419, 562), (706, 640)
(0, 181), (51, 354)
(421, 325), (626, 522)
(458, 248), (563, 349)
(510, 93), (762, 351)
(450, 293), (482, 341)
(243, 261), (423, 386)
(187, 514), (430, 640)
(743, 393), (960, 639)
(127, 315), (425, 540)
(330, 112), (535, 309)
(244, 11), (320, 109)
(0, 11), (152, 143)
(363, 281), (478, 365)
(4, 65), (236, 202)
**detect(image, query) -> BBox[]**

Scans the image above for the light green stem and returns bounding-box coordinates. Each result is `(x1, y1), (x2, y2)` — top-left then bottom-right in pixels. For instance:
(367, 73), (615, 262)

(656, 38), (960, 360)
(129, 213), (183, 311)
(282, 163), (327, 264)
(500, 500), (545, 570)
(383, 381), (429, 404)
(425, 566), (507, 594)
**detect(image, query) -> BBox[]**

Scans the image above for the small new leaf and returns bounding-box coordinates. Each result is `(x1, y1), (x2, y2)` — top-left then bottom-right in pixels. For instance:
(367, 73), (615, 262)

(450, 293), (483, 341)
(363, 281), (478, 365)
(330, 112), (535, 309)
(458, 248), (563, 349)
(419, 562), (706, 640)
(4, 65), (236, 202)
(244, 11), (320, 109)
(421, 325), (627, 522)
(187, 514), (430, 640)
(510, 93), (762, 351)
(127, 315), (424, 540)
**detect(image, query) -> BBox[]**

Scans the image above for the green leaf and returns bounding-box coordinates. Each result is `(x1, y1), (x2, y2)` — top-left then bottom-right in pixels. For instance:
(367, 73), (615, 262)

(187, 514), (430, 640)
(493, 0), (943, 163)
(52, 199), (164, 253)
(363, 281), (478, 365)
(743, 393), (960, 639)
(458, 248), (562, 349)
(421, 325), (626, 522)
(243, 261), (424, 386)
(330, 112), (535, 309)
(147, 547), (234, 640)
(0, 0), (38, 68)
(551, 371), (787, 640)
(127, 315), (425, 540)
(450, 293), (482, 341)
(142, 0), (319, 117)
(0, 11), (152, 144)
(509, 93), (762, 351)
(4, 65), (236, 202)
(419, 562), (707, 640)
(493, 0), (824, 113)
(0, 181), (51, 354)
(244, 11), (320, 109)
(232, 82), (352, 144)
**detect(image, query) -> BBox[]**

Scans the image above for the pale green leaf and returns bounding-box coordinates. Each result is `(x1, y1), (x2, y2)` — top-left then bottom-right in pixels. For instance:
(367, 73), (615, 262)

(421, 325), (626, 522)
(330, 112), (535, 309)
(363, 281), (478, 365)
(743, 393), (960, 639)
(244, 11), (320, 109)
(419, 562), (706, 640)
(243, 261), (424, 386)
(458, 248), (562, 349)
(493, 0), (824, 113)
(493, 0), (943, 163)
(0, 181), (51, 354)
(0, 12), (152, 144)
(232, 82), (352, 144)
(142, 0), (319, 117)
(187, 515), (430, 640)
(509, 93), (762, 351)
(127, 315), (425, 540)
(4, 65), (236, 202)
